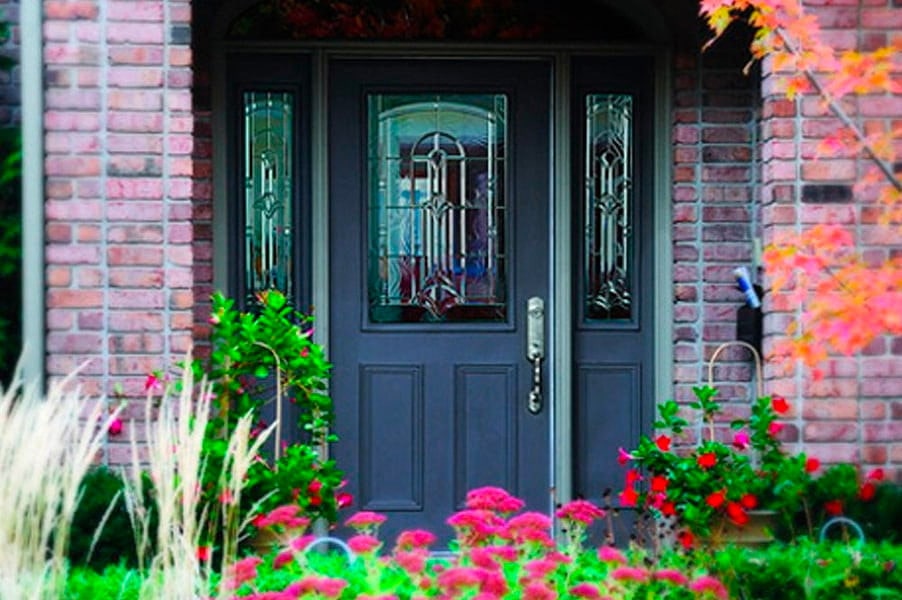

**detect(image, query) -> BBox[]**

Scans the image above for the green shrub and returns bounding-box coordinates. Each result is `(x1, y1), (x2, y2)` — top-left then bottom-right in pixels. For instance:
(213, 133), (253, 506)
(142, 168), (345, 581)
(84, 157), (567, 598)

(64, 565), (144, 600)
(706, 540), (902, 600)
(68, 468), (156, 570)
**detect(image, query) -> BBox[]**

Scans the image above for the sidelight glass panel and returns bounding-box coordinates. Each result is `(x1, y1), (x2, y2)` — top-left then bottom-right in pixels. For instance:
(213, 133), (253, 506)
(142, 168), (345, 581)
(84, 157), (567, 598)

(244, 91), (294, 303)
(367, 94), (507, 323)
(584, 94), (633, 321)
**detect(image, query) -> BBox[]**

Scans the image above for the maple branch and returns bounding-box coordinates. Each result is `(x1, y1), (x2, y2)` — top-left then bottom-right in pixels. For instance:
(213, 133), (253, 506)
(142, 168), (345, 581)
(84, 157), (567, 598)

(774, 27), (902, 193)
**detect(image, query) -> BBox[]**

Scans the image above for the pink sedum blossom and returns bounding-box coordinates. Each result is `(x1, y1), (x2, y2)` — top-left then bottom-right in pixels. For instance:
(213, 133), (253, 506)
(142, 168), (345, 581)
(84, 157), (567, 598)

(569, 583), (602, 599)
(465, 486), (526, 513)
(348, 534), (382, 554)
(555, 499), (606, 525)
(688, 575), (729, 599)
(597, 545), (627, 564)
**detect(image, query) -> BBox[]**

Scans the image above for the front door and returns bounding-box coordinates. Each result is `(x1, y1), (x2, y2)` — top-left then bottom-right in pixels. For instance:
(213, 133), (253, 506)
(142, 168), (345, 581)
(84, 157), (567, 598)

(226, 51), (656, 543)
(329, 59), (552, 540)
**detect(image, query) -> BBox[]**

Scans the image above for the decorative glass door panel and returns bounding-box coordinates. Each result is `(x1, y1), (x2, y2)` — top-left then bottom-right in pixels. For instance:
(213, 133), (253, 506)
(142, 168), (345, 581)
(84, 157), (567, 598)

(368, 94), (507, 323)
(244, 91), (294, 303)
(584, 94), (633, 321)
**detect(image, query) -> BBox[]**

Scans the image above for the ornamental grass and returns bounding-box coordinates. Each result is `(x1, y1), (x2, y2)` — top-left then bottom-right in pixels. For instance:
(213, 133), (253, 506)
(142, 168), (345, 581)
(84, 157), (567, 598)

(0, 367), (119, 599)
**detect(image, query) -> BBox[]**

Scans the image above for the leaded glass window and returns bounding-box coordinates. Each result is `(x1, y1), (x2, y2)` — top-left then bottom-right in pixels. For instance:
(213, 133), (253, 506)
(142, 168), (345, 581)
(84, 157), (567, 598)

(367, 94), (507, 323)
(584, 94), (633, 321)
(244, 91), (294, 302)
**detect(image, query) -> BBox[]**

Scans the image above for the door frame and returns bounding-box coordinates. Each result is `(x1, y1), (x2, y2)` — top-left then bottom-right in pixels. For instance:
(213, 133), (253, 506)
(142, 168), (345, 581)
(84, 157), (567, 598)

(211, 42), (674, 509)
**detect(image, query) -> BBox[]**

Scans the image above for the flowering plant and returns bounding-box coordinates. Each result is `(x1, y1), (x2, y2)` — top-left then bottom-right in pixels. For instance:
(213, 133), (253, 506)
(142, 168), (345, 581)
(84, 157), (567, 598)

(229, 486), (731, 599)
(619, 385), (816, 543)
(163, 291), (348, 532)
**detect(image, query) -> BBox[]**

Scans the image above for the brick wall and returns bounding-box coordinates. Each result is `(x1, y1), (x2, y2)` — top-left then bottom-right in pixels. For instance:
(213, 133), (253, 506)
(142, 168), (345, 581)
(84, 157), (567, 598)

(43, 0), (194, 463)
(760, 0), (902, 476)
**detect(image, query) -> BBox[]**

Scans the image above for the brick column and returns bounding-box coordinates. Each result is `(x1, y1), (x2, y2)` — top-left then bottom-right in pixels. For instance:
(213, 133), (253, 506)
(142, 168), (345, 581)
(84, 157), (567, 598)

(43, 0), (194, 464)
(671, 42), (761, 441)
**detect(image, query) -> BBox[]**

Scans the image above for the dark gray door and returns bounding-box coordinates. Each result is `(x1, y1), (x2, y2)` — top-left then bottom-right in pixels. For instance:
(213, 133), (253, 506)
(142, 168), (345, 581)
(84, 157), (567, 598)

(329, 59), (552, 541)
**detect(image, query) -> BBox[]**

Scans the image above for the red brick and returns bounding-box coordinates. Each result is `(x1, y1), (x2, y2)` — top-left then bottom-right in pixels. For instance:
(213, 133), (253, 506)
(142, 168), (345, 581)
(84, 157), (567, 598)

(109, 312), (164, 332)
(45, 1), (99, 20)
(108, 90), (163, 111)
(109, 290), (165, 309)
(106, 178), (164, 199)
(107, 67), (164, 88)
(803, 422), (858, 442)
(107, 1), (164, 22)
(109, 334), (165, 354)
(107, 112), (164, 133)
(46, 244), (100, 265)
(108, 268), (164, 288)
(47, 333), (103, 353)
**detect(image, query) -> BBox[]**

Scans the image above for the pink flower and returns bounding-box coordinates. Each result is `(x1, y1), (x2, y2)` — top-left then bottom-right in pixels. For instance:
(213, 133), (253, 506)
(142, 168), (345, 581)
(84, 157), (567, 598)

(290, 534), (315, 551)
(256, 505), (311, 530)
(688, 575), (729, 599)
(617, 447), (635, 465)
(300, 347), (310, 358)
(273, 549), (294, 569)
(569, 583), (601, 599)
(313, 577), (348, 599)
(524, 557), (559, 579)
(229, 556), (262, 589)
(611, 566), (649, 583)
(348, 534), (381, 554)
(395, 529), (437, 550)
(556, 499), (606, 525)
(465, 486), (525, 513)
(393, 549), (428, 574)
(598, 546), (627, 564)
(107, 417), (123, 436)
(504, 512), (553, 546)
(144, 373), (162, 393)
(336, 491), (354, 508)
(653, 568), (689, 586)
(732, 431), (750, 450)
(471, 547), (502, 570)
(768, 421), (784, 437)
(345, 511), (387, 531)
(523, 581), (556, 600)
(437, 567), (483, 593)
(446, 509), (503, 544)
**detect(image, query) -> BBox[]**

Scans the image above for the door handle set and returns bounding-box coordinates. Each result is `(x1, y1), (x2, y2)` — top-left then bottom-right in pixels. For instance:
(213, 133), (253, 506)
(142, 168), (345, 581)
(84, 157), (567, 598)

(526, 297), (545, 415)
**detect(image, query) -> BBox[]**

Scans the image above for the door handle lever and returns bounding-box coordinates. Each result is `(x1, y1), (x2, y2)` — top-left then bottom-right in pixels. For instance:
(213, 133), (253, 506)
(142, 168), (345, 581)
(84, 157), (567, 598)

(527, 297), (544, 415)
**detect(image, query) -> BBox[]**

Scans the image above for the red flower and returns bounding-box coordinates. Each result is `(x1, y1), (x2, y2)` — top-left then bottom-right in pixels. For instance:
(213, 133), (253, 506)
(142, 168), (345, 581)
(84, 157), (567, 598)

(805, 457), (820, 473)
(625, 469), (642, 485)
(859, 482), (876, 501)
(697, 452), (717, 469)
(740, 493), (758, 509)
(196, 545), (211, 562)
(661, 501), (676, 517)
(768, 421), (784, 437)
(824, 499), (843, 516)
(619, 485), (638, 507)
(867, 468), (885, 481)
(655, 435), (671, 451)
(706, 490), (726, 509)
(726, 502), (748, 526)
(771, 395), (789, 414)
(650, 475), (668, 493)
(677, 530), (694, 550)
